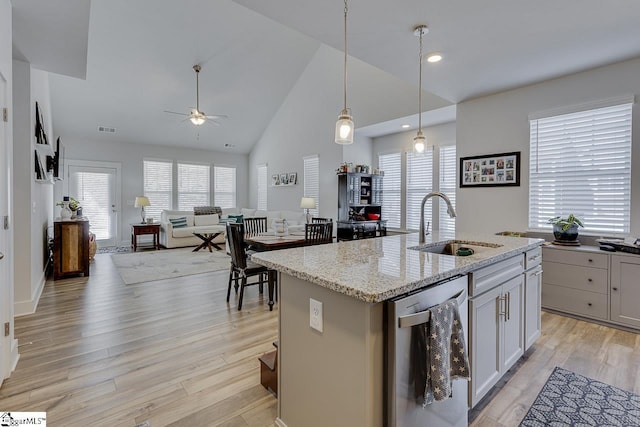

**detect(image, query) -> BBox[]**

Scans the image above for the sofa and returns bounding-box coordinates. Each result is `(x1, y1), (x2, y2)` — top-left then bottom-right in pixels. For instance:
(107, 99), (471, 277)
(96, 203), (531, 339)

(160, 208), (308, 249)
(160, 210), (227, 249)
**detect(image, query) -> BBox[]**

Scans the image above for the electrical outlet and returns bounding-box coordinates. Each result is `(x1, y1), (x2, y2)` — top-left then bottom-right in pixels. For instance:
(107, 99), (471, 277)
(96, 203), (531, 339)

(309, 298), (323, 333)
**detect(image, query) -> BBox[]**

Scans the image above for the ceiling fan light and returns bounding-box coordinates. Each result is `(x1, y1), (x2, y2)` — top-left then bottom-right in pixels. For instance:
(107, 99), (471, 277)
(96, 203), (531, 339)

(335, 112), (354, 145)
(190, 116), (205, 126)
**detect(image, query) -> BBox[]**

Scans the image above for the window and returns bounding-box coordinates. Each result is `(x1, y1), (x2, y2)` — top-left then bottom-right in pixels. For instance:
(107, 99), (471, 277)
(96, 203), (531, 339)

(303, 155), (319, 217)
(439, 146), (457, 235)
(177, 163), (210, 211)
(405, 151), (433, 231)
(257, 164), (268, 210)
(144, 159), (172, 220)
(529, 101), (632, 235)
(214, 166), (236, 209)
(379, 152), (401, 228)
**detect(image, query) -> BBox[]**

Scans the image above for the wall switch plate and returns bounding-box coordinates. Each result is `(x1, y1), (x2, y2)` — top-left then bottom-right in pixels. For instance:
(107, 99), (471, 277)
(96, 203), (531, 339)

(309, 298), (323, 333)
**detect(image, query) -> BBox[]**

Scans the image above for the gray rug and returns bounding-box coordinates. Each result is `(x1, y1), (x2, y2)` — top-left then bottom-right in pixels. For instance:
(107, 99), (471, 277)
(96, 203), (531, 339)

(111, 247), (230, 285)
(520, 367), (640, 426)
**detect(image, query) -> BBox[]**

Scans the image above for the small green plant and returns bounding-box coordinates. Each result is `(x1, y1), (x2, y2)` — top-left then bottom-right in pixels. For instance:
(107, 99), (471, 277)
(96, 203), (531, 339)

(547, 214), (584, 231)
(56, 197), (81, 211)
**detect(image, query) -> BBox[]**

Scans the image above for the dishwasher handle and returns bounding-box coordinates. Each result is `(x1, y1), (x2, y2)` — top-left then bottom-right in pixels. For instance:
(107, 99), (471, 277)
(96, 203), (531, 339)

(398, 288), (467, 329)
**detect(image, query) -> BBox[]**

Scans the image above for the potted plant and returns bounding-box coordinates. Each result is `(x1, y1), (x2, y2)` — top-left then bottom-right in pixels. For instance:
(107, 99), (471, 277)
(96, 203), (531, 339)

(548, 214), (584, 241)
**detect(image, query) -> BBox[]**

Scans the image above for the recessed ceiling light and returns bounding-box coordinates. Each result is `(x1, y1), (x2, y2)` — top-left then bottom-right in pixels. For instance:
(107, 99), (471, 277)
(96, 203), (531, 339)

(401, 124), (411, 129)
(426, 53), (442, 63)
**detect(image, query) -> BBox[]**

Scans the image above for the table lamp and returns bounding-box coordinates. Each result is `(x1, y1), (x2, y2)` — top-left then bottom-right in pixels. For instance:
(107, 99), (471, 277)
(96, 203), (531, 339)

(134, 196), (150, 223)
(300, 197), (316, 224)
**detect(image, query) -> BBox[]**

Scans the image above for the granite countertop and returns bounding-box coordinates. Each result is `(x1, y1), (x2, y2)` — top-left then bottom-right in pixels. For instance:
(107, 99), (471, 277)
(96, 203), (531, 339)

(251, 232), (544, 303)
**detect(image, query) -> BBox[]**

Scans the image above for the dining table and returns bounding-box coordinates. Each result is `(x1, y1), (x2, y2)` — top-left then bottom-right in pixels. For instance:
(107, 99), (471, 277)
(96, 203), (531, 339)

(245, 231), (308, 252)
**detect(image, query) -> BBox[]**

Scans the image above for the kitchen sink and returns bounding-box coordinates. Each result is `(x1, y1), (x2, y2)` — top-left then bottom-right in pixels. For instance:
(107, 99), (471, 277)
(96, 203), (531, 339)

(409, 240), (503, 256)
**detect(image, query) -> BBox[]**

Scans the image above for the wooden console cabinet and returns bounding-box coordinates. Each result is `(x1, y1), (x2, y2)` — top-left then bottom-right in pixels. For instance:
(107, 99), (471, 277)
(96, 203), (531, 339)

(54, 218), (90, 280)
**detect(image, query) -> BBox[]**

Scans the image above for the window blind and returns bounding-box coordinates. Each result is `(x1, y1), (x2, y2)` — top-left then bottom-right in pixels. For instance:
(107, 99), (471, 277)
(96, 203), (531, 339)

(72, 171), (112, 240)
(303, 155), (319, 217)
(439, 146), (457, 235)
(178, 163), (210, 211)
(406, 151), (433, 231)
(257, 164), (268, 210)
(144, 159), (173, 220)
(529, 102), (632, 234)
(214, 166), (237, 209)
(379, 152), (401, 228)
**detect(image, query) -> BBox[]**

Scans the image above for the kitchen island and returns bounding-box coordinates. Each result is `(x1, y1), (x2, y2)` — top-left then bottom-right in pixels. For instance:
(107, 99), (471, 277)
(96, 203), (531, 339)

(252, 232), (544, 427)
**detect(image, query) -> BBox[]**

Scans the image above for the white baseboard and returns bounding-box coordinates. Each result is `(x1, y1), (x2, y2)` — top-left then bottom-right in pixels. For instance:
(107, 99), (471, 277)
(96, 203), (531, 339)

(14, 270), (46, 316)
(10, 338), (20, 373)
(275, 418), (287, 427)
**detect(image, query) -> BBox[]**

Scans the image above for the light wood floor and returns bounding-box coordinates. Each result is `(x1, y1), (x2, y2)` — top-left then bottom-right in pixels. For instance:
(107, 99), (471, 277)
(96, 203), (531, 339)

(1, 253), (639, 426)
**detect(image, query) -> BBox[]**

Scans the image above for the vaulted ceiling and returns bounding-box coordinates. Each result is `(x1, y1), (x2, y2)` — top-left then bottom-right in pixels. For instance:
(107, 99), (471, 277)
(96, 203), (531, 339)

(13, 0), (640, 153)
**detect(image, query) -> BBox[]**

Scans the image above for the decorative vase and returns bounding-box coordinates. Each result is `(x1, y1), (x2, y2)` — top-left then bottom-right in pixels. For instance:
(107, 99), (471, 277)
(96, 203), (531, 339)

(60, 203), (72, 220)
(553, 224), (579, 241)
(272, 219), (289, 237)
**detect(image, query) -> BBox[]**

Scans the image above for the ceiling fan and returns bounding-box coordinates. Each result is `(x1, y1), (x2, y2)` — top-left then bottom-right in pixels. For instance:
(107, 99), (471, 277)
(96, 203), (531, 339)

(164, 64), (228, 126)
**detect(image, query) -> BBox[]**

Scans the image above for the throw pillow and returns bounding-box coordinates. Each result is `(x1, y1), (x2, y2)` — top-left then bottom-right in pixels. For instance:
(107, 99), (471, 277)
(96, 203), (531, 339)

(194, 214), (219, 226)
(228, 214), (243, 224)
(169, 217), (188, 228)
(219, 218), (237, 225)
(194, 206), (222, 216)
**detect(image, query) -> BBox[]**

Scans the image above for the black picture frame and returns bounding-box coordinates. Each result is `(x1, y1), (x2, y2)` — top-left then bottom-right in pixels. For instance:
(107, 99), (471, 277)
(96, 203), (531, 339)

(460, 151), (520, 187)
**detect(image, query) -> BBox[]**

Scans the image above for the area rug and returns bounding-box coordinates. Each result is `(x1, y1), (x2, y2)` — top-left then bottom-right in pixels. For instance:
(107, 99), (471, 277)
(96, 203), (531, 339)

(520, 367), (640, 426)
(111, 248), (230, 284)
(97, 245), (132, 254)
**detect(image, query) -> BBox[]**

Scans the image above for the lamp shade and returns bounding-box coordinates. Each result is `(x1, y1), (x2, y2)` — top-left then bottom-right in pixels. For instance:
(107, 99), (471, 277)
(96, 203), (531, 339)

(134, 196), (150, 208)
(300, 197), (316, 209)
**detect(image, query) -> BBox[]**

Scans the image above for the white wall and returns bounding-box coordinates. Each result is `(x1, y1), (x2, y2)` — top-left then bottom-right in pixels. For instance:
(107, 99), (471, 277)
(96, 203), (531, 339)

(343, 134), (372, 167)
(372, 122), (456, 231)
(12, 60), (54, 316)
(456, 57), (640, 236)
(248, 44), (437, 219)
(55, 138), (249, 245)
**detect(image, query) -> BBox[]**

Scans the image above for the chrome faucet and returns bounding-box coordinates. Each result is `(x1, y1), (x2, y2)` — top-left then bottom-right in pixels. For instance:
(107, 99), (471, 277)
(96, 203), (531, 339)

(419, 192), (457, 244)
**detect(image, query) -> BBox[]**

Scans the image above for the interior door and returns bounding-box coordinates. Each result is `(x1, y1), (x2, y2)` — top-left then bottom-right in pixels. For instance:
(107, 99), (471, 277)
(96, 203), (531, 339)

(0, 71), (10, 385)
(68, 165), (119, 246)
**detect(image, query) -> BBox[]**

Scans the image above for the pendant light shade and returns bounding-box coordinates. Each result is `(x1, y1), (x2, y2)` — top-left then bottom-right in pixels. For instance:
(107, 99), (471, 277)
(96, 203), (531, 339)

(335, 0), (354, 145)
(413, 25), (430, 154)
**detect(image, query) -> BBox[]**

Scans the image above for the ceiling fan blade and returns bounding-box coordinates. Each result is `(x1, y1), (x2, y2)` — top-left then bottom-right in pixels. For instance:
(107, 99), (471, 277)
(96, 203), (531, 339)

(205, 114), (228, 120)
(163, 110), (189, 116)
(205, 119), (222, 127)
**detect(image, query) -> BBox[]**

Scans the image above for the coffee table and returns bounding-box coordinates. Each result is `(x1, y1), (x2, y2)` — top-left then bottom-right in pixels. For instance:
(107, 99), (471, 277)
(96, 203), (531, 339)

(192, 232), (223, 252)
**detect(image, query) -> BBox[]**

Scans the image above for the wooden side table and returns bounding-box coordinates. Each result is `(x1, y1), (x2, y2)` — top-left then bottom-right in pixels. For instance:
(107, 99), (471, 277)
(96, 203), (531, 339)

(54, 218), (90, 280)
(131, 223), (161, 251)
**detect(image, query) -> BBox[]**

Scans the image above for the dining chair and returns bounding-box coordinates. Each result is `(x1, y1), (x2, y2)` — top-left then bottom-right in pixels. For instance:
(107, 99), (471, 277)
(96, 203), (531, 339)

(226, 222), (276, 310)
(311, 217), (332, 223)
(305, 222), (333, 245)
(244, 217), (268, 238)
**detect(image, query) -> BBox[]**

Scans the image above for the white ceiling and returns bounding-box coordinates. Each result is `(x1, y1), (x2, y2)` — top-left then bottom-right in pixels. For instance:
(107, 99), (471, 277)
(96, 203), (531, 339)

(13, 0), (640, 151)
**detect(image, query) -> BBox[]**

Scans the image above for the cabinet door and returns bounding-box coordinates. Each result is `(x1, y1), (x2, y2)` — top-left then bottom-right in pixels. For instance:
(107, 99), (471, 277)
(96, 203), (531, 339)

(502, 275), (524, 371)
(611, 255), (640, 328)
(524, 266), (542, 350)
(469, 285), (502, 408)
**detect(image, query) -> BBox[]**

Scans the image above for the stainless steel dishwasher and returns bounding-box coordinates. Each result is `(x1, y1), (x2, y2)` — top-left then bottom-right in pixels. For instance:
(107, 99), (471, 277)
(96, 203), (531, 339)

(387, 275), (469, 427)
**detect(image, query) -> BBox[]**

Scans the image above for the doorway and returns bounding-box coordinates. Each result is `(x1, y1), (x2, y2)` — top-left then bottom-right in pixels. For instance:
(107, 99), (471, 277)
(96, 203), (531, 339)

(65, 161), (121, 247)
(0, 70), (11, 385)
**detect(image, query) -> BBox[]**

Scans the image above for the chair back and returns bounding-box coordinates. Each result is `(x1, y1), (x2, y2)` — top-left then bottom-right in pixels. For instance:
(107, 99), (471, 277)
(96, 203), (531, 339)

(244, 217), (268, 238)
(226, 223), (247, 269)
(311, 217), (332, 223)
(305, 222), (333, 245)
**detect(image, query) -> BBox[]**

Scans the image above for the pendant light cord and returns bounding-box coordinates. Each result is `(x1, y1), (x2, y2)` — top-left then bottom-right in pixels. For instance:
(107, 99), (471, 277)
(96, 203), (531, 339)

(418, 27), (423, 133)
(343, 0), (348, 112)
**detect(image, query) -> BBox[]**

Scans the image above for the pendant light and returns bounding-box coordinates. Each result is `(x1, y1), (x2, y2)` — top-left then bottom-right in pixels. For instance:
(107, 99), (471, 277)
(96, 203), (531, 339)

(413, 25), (429, 154)
(335, 0), (354, 145)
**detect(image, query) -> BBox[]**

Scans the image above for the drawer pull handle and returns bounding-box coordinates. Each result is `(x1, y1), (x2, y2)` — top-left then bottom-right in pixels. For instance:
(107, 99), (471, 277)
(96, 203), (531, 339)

(588, 278), (593, 282)
(588, 259), (593, 262)
(533, 270), (543, 277)
(528, 255), (541, 262)
(588, 303), (593, 306)
(613, 287), (618, 291)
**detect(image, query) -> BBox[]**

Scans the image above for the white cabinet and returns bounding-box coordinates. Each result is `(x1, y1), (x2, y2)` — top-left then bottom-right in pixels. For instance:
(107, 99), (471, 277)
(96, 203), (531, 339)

(524, 247), (542, 350)
(610, 255), (640, 329)
(469, 257), (525, 408)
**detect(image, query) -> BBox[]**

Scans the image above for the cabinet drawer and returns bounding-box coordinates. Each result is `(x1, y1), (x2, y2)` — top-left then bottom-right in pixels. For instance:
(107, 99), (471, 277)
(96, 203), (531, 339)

(542, 261), (608, 294)
(542, 284), (607, 320)
(469, 254), (524, 297)
(525, 247), (542, 270)
(542, 247), (607, 269)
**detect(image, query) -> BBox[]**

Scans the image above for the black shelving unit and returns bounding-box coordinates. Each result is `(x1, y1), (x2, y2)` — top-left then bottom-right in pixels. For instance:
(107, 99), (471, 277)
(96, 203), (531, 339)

(337, 173), (386, 241)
